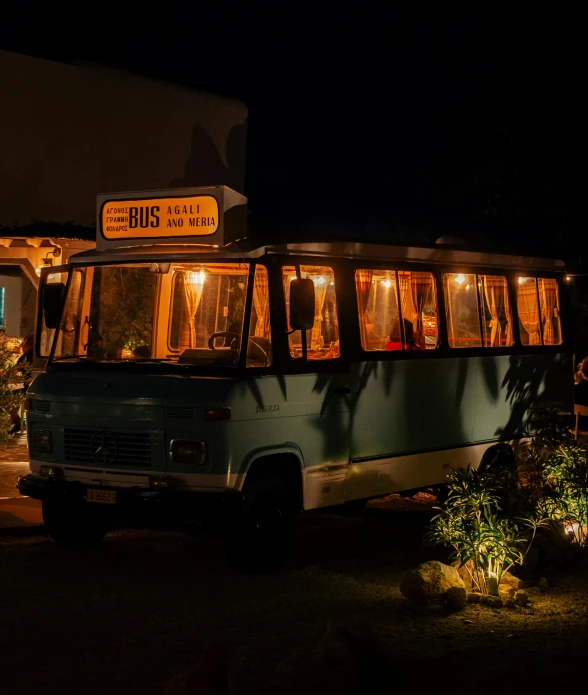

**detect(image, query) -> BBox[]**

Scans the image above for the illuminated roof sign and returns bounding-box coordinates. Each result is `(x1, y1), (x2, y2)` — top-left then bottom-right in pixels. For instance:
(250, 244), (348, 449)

(96, 186), (247, 250)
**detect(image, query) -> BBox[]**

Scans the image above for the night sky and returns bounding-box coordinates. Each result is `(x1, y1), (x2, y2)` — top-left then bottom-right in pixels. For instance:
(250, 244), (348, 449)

(2, 9), (586, 262)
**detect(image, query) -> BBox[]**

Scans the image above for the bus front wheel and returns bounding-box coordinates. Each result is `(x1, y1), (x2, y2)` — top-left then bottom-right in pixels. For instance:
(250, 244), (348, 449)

(228, 476), (294, 572)
(42, 498), (110, 547)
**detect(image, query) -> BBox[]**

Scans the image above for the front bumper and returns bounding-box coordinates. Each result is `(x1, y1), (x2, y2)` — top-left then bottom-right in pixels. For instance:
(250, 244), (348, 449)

(17, 474), (241, 524)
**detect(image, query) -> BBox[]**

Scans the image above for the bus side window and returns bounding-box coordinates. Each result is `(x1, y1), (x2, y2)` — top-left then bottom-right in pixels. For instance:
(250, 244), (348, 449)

(49, 270), (84, 358)
(516, 276), (562, 346)
(538, 278), (562, 345)
(478, 275), (514, 347)
(516, 277), (541, 346)
(283, 265), (340, 360)
(247, 265), (272, 367)
(443, 273), (482, 348)
(356, 269), (438, 351)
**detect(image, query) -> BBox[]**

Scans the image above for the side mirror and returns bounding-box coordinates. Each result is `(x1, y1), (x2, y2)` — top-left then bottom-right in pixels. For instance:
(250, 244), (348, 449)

(289, 278), (315, 331)
(43, 283), (67, 329)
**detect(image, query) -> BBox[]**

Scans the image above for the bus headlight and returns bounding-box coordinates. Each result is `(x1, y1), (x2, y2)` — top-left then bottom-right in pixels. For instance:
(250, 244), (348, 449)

(32, 429), (52, 455)
(170, 440), (206, 465)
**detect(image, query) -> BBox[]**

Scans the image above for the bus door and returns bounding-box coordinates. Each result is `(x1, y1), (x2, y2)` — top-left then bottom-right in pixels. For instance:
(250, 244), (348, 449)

(280, 262), (351, 508)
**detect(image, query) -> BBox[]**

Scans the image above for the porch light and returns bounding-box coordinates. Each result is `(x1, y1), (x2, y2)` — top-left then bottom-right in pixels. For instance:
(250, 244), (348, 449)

(454, 274), (466, 285)
(381, 279), (392, 288)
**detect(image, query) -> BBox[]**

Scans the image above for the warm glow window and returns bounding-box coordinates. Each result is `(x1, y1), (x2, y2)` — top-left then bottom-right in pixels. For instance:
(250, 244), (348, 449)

(51, 262), (252, 366)
(168, 263), (249, 359)
(283, 265), (340, 360)
(478, 275), (514, 347)
(356, 269), (438, 351)
(247, 265), (272, 367)
(443, 273), (514, 349)
(46, 270), (84, 359)
(516, 276), (562, 346)
(443, 273), (482, 348)
(88, 266), (157, 359)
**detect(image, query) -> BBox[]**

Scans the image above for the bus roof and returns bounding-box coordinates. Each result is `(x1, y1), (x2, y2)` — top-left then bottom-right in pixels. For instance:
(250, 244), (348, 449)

(68, 240), (565, 272)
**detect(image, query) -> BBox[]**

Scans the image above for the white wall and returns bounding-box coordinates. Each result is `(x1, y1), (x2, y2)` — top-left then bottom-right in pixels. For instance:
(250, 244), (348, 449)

(0, 50), (248, 228)
(0, 275), (23, 337)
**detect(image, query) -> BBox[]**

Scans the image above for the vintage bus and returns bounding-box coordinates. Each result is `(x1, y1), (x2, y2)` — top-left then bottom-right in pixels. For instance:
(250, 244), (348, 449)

(18, 186), (573, 570)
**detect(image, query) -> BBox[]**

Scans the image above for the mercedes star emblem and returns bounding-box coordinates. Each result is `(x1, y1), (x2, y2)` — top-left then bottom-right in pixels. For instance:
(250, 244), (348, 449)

(90, 431), (118, 466)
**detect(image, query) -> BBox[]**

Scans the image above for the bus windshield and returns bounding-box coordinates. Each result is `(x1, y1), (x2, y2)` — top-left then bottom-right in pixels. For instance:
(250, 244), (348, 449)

(51, 262), (253, 366)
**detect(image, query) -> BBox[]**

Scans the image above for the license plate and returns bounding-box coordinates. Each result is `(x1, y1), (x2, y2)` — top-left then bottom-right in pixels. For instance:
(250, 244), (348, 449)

(87, 489), (116, 505)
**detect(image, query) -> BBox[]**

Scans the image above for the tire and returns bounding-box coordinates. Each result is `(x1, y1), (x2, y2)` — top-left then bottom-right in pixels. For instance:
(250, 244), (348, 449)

(42, 498), (110, 547)
(228, 476), (294, 573)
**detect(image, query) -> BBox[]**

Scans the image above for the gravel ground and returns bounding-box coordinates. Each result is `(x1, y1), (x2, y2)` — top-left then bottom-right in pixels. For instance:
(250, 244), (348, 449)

(1, 495), (587, 694)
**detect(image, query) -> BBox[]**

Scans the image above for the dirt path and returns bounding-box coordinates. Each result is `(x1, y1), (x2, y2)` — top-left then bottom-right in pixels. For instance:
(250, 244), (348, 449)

(1, 498), (587, 694)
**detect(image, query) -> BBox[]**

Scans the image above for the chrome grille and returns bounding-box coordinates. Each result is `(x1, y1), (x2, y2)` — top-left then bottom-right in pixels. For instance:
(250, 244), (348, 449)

(63, 428), (152, 467)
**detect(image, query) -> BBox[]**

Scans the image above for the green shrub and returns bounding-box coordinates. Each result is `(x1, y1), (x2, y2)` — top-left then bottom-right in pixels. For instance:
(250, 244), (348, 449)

(539, 442), (588, 546)
(519, 403), (588, 547)
(428, 467), (545, 594)
(0, 332), (30, 446)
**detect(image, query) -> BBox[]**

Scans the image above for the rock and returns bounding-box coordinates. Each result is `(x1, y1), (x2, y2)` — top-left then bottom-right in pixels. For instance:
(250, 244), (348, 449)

(500, 586), (515, 600)
(467, 592), (483, 604)
(525, 586), (541, 596)
(446, 587), (467, 611)
(500, 571), (524, 591)
(505, 598), (517, 609)
(481, 595), (503, 608)
(400, 561), (465, 604)
(515, 590), (530, 607)
(538, 576), (549, 591)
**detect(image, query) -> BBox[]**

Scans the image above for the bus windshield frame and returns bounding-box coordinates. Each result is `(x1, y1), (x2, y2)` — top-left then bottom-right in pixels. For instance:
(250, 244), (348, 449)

(47, 261), (256, 370)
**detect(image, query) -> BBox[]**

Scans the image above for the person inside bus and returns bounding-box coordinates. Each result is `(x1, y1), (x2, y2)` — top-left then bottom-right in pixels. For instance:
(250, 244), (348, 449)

(386, 319), (417, 351)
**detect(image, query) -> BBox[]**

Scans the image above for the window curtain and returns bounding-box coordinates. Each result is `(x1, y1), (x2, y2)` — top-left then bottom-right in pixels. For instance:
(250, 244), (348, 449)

(398, 272), (416, 324)
(483, 276), (512, 347)
(311, 280), (328, 348)
(539, 278), (559, 345)
(252, 268), (270, 337)
(355, 269), (373, 348)
(179, 273), (204, 349)
(517, 279), (541, 346)
(409, 272), (434, 331)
